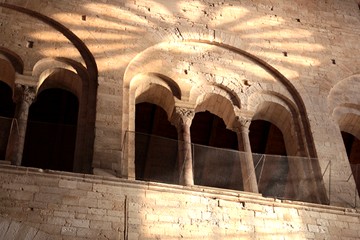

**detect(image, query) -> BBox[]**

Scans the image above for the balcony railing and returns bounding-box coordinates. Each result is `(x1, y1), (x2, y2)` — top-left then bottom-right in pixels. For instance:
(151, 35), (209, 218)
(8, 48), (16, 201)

(123, 131), (360, 208)
(0, 116), (18, 162)
(1, 117), (359, 208)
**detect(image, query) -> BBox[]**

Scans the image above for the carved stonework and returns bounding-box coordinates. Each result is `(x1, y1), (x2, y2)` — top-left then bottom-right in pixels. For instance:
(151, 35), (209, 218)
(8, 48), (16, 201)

(15, 84), (36, 104)
(232, 116), (252, 133)
(170, 107), (195, 129)
(23, 86), (36, 104)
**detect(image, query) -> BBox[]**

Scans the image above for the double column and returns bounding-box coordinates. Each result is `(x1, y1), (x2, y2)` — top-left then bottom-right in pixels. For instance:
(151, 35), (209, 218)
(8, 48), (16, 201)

(171, 107), (195, 186)
(233, 116), (259, 193)
(6, 84), (36, 166)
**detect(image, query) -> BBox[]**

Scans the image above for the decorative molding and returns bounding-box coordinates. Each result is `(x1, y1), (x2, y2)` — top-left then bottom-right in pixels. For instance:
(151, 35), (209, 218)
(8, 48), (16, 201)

(171, 106), (195, 128)
(15, 84), (36, 104)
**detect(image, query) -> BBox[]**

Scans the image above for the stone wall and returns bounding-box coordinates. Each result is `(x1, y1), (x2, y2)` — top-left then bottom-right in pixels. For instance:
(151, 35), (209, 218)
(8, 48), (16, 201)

(0, 1), (360, 236)
(0, 165), (359, 239)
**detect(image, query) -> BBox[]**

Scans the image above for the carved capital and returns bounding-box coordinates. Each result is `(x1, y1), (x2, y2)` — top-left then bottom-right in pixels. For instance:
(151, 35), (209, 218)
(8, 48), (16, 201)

(171, 107), (195, 129)
(15, 84), (36, 104)
(232, 116), (252, 133)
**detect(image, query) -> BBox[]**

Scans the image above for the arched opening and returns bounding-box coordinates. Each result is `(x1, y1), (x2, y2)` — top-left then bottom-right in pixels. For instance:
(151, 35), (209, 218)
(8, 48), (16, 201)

(0, 81), (15, 160)
(135, 102), (178, 183)
(22, 88), (78, 172)
(249, 120), (287, 155)
(191, 111), (242, 190)
(249, 119), (289, 198)
(341, 131), (360, 194)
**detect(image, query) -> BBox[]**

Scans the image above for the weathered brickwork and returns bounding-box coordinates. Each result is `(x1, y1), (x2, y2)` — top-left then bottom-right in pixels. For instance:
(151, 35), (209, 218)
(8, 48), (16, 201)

(0, 165), (360, 239)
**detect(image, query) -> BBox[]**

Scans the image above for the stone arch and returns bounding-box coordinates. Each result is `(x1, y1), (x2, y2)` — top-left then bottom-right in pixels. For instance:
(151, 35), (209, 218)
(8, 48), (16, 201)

(190, 84), (241, 109)
(249, 93), (324, 203)
(194, 92), (237, 128)
(123, 40), (317, 158)
(249, 93), (301, 157)
(124, 73), (177, 179)
(131, 73), (181, 101)
(0, 47), (23, 91)
(328, 76), (360, 157)
(333, 105), (360, 141)
(36, 68), (82, 99)
(327, 74), (360, 206)
(0, 48), (20, 161)
(128, 73), (177, 132)
(0, 3), (98, 174)
(328, 74), (360, 114)
(32, 59), (92, 173)
(123, 39), (318, 182)
(185, 39), (317, 158)
(135, 84), (175, 120)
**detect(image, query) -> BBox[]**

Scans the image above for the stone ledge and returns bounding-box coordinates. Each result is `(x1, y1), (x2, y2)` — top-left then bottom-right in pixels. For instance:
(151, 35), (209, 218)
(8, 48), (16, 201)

(0, 164), (359, 216)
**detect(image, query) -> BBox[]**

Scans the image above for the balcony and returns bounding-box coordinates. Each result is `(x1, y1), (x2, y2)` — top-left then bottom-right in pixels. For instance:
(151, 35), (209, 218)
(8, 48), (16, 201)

(124, 131), (360, 208)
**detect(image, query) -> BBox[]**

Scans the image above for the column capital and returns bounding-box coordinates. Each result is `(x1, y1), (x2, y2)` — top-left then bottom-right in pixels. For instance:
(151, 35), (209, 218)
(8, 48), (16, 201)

(14, 84), (36, 104)
(170, 106), (195, 129)
(232, 116), (252, 132)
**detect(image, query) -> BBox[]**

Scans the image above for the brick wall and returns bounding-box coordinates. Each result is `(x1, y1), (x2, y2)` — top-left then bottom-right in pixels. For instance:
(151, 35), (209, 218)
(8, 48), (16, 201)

(0, 165), (359, 239)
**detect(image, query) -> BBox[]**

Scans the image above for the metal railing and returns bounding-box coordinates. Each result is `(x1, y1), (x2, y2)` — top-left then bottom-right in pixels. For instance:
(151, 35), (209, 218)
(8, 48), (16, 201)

(0, 116), (18, 161)
(123, 131), (360, 208)
(1, 118), (359, 208)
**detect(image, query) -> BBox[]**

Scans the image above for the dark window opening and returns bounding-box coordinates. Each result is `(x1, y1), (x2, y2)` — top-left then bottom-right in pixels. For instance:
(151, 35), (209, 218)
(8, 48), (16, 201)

(341, 131), (360, 194)
(191, 111), (242, 190)
(249, 120), (289, 197)
(135, 102), (178, 184)
(0, 81), (15, 160)
(22, 88), (78, 172)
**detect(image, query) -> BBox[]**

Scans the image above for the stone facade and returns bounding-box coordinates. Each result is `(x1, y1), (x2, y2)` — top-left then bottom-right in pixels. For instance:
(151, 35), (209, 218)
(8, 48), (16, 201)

(1, 165), (360, 240)
(1, 0), (360, 239)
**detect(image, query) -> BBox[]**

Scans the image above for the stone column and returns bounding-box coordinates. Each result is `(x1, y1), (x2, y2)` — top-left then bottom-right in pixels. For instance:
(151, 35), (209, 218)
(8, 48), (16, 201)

(171, 107), (195, 186)
(7, 84), (36, 166)
(234, 116), (259, 193)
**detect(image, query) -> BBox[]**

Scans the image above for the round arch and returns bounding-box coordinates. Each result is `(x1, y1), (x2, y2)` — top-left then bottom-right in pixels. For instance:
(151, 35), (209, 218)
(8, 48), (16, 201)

(194, 92), (237, 128)
(33, 59), (93, 173)
(0, 47), (23, 91)
(248, 92), (304, 156)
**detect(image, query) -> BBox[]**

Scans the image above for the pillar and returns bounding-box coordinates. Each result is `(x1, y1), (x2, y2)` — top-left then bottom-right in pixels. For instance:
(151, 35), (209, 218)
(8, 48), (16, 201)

(7, 84), (36, 166)
(171, 107), (195, 186)
(234, 116), (259, 193)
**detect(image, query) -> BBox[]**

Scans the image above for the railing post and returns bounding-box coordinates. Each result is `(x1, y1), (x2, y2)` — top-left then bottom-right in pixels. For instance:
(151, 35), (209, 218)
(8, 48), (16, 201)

(171, 107), (194, 186)
(233, 116), (259, 193)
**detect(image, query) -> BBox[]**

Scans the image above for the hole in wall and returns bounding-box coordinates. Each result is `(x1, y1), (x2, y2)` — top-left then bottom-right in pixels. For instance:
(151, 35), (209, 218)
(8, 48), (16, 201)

(331, 59), (336, 64)
(82, 15), (86, 21)
(283, 51), (288, 57)
(26, 40), (34, 48)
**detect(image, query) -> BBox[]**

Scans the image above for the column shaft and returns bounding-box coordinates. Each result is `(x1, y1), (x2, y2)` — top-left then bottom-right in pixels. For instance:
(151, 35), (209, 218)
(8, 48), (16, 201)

(7, 85), (35, 166)
(171, 107), (194, 186)
(236, 120), (259, 193)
